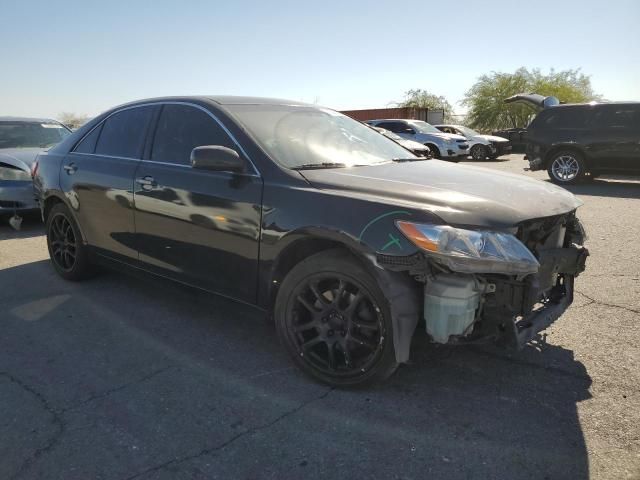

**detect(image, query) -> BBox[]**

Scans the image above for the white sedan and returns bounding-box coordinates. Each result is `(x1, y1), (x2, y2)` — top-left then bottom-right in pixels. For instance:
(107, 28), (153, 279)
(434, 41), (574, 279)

(435, 124), (512, 161)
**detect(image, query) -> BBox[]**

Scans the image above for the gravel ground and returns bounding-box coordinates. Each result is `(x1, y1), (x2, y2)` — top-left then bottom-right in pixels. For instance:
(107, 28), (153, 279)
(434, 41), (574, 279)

(0, 154), (638, 480)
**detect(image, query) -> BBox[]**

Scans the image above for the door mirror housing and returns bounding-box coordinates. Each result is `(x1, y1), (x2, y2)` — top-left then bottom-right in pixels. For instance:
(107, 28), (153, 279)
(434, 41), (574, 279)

(403, 128), (416, 134)
(191, 145), (244, 173)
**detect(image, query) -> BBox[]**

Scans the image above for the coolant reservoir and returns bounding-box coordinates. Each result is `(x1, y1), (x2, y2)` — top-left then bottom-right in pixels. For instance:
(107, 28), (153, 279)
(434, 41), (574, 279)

(424, 274), (481, 344)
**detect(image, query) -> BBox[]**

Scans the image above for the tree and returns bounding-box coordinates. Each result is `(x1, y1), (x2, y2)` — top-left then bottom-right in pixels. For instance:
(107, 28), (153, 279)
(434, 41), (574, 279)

(462, 68), (601, 132)
(58, 112), (90, 130)
(397, 89), (454, 119)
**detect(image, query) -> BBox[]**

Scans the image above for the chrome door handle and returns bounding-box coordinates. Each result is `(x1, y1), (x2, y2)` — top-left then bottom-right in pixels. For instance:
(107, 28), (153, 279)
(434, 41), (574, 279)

(135, 176), (158, 190)
(63, 163), (77, 174)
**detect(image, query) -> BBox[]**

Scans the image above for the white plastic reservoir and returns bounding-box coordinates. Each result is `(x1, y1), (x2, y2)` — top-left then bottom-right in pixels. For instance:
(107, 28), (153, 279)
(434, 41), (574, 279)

(424, 274), (481, 344)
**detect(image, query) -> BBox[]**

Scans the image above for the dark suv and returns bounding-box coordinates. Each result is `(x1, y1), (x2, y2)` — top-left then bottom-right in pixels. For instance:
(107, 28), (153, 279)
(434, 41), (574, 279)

(509, 95), (640, 184)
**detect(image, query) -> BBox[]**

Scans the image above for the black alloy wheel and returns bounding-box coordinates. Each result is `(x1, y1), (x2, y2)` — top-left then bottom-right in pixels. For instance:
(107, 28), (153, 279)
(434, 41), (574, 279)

(49, 213), (77, 272)
(46, 203), (94, 281)
(275, 250), (398, 386)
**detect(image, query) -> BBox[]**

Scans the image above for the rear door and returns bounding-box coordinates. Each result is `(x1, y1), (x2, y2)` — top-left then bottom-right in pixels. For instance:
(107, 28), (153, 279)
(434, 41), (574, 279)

(589, 105), (640, 172)
(61, 105), (156, 262)
(133, 103), (263, 303)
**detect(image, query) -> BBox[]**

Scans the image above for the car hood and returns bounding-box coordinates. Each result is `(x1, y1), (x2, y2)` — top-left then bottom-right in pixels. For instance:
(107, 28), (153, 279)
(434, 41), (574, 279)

(0, 148), (41, 172)
(475, 134), (509, 143)
(299, 160), (582, 228)
(398, 138), (429, 150)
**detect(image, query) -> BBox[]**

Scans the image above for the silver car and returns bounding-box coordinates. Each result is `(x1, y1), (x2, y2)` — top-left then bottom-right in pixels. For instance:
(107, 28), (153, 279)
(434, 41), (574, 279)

(0, 117), (71, 217)
(366, 119), (468, 162)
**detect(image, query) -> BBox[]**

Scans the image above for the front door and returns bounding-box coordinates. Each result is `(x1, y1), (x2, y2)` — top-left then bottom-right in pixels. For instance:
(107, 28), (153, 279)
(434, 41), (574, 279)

(60, 105), (156, 262)
(133, 103), (263, 303)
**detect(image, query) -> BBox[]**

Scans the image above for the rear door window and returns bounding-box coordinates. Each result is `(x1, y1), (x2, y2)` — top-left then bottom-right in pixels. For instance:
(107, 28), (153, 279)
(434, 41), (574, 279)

(539, 108), (589, 129)
(73, 124), (102, 154)
(150, 104), (236, 166)
(95, 106), (154, 158)
(591, 106), (640, 129)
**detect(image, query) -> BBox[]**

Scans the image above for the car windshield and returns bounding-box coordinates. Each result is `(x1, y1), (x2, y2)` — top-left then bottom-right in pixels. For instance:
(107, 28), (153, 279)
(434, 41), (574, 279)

(226, 105), (416, 168)
(407, 120), (441, 134)
(0, 121), (71, 149)
(456, 126), (481, 137)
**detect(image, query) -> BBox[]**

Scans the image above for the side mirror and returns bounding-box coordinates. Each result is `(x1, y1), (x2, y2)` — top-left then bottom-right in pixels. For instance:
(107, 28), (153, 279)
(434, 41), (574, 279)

(403, 128), (415, 134)
(191, 145), (244, 173)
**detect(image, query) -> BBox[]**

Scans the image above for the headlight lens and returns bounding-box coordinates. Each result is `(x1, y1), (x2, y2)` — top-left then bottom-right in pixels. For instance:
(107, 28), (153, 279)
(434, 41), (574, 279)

(0, 166), (31, 181)
(396, 221), (540, 275)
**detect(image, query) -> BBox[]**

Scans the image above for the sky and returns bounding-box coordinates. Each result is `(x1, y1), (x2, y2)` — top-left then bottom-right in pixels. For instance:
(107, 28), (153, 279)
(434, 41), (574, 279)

(1, 0), (639, 119)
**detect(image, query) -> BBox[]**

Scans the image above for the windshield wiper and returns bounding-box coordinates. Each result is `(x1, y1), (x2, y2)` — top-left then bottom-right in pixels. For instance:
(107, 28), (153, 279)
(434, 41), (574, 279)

(291, 162), (348, 170)
(391, 157), (426, 162)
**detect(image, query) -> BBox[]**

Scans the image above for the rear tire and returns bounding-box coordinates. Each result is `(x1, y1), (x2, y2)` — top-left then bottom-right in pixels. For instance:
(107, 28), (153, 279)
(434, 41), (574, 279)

(46, 203), (94, 281)
(274, 249), (398, 387)
(547, 150), (586, 185)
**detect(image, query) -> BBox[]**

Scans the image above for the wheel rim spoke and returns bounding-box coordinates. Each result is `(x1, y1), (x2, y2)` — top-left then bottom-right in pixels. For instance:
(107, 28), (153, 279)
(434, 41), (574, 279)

(49, 214), (77, 272)
(288, 275), (384, 377)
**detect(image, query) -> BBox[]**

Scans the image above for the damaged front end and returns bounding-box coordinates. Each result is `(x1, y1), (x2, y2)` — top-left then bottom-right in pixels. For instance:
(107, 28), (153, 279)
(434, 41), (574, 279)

(377, 213), (588, 351)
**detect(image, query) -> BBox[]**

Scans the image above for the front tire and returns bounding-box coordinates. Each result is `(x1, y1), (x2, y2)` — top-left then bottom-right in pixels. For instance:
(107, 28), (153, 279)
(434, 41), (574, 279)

(547, 150), (586, 185)
(46, 203), (94, 281)
(274, 249), (398, 387)
(470, 144), (488, 161)
(428, 145), (441, 159)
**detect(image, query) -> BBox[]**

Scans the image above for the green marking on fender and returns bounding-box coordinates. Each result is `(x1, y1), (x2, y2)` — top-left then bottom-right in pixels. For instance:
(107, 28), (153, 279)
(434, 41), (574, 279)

(358, 210), (411, 241)
(380, 233), (402, 251)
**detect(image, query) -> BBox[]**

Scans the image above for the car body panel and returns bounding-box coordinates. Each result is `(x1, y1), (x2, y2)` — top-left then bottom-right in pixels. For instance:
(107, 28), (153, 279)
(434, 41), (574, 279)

(132, 162), (263, 303)
(299, 160), (582, 229)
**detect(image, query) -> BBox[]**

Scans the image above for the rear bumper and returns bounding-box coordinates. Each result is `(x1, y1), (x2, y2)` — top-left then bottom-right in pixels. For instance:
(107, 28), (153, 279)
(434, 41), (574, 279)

(493, 143), (512, 156)
(0, 181), (38, 212)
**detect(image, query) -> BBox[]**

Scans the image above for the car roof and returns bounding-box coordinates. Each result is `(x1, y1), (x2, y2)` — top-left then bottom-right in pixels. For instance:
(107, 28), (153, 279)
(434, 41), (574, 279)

(112, 95), (313, 110)
(368, 119), (413, 122)
(550, 101), (640, 108)
(0, 116), (62, 123)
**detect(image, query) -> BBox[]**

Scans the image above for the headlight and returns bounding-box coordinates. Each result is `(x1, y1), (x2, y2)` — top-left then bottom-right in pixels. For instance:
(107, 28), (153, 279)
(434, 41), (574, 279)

(445, 138), (455, 145)
(396, 221), (539, 275)
(0, 166), (31, 181)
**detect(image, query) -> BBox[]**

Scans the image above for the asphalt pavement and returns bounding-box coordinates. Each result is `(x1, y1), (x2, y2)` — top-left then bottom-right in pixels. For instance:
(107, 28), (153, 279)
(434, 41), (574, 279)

(1, 155), (638, 480)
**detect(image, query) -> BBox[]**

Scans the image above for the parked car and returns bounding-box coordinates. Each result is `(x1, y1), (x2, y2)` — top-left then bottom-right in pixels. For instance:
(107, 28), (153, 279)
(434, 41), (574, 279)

(365, 119), (468, 161)
(492, 128), (528, 153)
(34, 96), (588, 387)
(506, 94), (640, 184)
(0, 117), (71, 218)
(435, 124), (511, 160)
(370, 126), (432, 158)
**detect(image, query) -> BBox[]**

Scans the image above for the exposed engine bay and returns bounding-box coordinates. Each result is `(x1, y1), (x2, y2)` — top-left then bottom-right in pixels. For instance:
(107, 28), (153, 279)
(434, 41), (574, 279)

(378, 212), (588, 349)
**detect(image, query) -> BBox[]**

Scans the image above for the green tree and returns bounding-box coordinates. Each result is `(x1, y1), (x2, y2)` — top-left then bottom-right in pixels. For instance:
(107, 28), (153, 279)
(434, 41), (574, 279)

(462, 68), (601, 131)
(397, 89), (454, 119)
(58, 112), (90, 130)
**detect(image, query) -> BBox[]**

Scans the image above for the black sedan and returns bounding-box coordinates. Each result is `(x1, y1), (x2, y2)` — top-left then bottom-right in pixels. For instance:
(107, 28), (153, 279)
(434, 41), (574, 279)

(34, 96), (588, 386)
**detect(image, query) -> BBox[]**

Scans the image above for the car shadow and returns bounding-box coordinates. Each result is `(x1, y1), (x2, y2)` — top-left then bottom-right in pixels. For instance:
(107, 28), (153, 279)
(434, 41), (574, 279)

(0, 212), (44, 240)
(0, 259), (592, 479)
(545, 178), (640, 199)
(463, 156), (512, 163)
